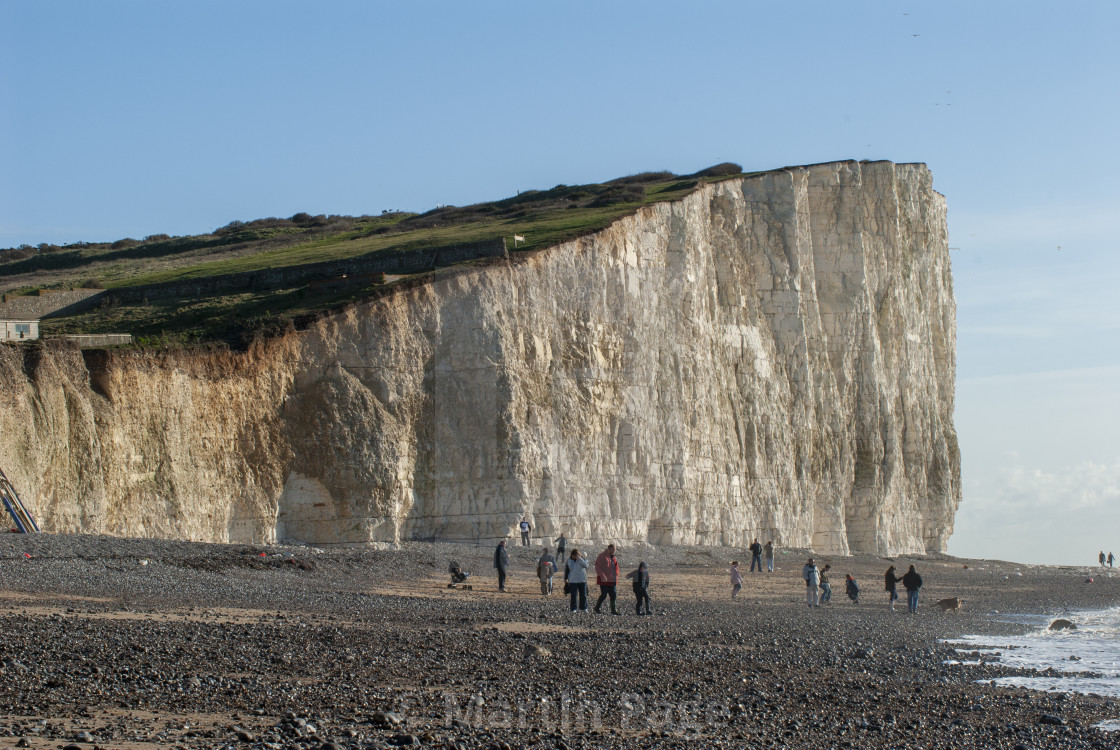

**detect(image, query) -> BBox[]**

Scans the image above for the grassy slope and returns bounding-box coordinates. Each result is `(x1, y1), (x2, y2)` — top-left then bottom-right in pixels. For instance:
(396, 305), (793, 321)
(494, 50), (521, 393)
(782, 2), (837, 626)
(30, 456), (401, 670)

(4, 169), (747, 347)
(111, 179), (712, 287)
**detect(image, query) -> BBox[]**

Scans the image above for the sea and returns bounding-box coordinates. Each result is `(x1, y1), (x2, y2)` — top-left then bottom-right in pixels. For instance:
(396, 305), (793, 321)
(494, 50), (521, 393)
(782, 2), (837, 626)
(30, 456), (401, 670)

(944, 605), (1120, 733)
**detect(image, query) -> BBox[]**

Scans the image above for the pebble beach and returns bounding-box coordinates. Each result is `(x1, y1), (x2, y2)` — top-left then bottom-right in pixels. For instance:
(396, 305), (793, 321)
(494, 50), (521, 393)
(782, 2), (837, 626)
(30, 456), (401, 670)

(1, 534), (1118, 749)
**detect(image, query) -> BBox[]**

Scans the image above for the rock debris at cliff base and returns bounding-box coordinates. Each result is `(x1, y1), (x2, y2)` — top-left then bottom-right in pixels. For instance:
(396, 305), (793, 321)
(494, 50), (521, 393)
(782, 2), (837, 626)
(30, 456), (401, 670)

(0, 535), (1117, 749)
(0, 160), (959, 556)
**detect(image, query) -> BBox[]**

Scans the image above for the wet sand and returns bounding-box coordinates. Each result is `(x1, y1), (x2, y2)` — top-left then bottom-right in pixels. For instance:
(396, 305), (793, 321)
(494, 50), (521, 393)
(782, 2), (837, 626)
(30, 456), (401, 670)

(0, 534), (1117, 749)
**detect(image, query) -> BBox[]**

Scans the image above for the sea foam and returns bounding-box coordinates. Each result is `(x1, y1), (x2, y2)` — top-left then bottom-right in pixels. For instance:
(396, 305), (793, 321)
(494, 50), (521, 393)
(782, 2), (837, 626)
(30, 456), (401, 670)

(945, 606), (1120, 731)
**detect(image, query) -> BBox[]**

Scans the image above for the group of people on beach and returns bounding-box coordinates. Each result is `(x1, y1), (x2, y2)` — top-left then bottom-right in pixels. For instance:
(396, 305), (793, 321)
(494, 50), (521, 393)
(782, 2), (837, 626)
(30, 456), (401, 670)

(494, 529), (928, 615)
(494, 533), (651, 615)
(1099, 550), (1115, 568)
(731, 548), (925, 613)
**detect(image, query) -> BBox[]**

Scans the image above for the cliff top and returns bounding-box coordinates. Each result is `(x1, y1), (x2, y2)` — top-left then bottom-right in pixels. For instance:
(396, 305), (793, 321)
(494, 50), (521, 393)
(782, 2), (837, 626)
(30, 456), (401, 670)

(0, 160), (917, 348)
(1, 163), (755, 347)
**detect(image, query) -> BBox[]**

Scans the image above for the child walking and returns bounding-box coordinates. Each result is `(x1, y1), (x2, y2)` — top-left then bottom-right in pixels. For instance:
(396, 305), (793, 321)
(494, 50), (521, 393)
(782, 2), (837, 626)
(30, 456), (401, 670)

(730, 561), (743, 599)
(819, 563), (833, 604)
(885, 566), (902, 611)
(626, 562), (651, 615)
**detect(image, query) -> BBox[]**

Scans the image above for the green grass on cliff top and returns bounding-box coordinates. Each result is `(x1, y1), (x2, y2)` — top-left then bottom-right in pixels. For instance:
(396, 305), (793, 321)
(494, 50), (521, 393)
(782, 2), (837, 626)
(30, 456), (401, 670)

(3, 164), (748, 347)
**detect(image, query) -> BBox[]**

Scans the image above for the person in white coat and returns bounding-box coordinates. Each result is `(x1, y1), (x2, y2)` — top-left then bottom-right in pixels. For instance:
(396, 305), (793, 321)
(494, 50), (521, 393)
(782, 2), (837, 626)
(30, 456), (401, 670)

(564, 549), (589, 613)
(802, 558), (821, 608)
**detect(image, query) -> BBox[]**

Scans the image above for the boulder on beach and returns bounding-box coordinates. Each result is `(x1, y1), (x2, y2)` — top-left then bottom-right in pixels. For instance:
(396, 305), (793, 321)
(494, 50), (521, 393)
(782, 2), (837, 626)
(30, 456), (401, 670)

(1048, 619), (1077, 631)
(524, 642), (551, 659)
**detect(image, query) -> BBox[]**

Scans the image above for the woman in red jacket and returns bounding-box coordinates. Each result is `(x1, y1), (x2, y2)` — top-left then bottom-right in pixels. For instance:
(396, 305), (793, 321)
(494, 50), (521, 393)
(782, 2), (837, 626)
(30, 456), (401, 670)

(594, 544), (621, 615)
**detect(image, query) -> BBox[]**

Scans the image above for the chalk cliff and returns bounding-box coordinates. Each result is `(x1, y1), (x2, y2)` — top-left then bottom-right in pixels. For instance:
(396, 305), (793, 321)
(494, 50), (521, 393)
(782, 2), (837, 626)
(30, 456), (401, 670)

(0, 160), (959, 554)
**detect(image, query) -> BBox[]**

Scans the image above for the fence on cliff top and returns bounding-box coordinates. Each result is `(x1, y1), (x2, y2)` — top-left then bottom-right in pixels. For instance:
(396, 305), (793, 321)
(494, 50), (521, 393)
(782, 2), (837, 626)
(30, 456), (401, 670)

(58, 334), (132, 348)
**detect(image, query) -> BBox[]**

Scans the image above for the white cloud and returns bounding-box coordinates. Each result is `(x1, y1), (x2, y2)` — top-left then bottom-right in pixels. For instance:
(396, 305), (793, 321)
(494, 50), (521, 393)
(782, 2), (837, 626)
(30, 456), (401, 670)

(987, 461), (1120, 512)
(949, 458), (1120, 564)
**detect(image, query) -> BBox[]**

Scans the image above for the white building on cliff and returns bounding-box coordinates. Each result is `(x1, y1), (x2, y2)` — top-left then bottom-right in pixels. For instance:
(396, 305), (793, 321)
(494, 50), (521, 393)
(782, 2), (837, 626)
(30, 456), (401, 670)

(0, 319), (38, 341)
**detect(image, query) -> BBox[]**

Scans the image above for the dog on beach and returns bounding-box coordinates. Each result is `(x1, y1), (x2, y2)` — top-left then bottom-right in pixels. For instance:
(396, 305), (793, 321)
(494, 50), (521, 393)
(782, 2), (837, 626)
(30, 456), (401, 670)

(935, 597), (962, 612)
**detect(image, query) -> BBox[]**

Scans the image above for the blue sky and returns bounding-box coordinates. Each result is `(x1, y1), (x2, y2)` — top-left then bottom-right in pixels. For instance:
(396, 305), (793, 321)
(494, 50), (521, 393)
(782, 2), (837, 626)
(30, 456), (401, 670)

(2, 1), (1117, 564)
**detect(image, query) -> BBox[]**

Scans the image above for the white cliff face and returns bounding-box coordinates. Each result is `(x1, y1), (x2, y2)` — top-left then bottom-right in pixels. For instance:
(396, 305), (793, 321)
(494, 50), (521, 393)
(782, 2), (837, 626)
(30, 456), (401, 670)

(0, 161), (959, 555)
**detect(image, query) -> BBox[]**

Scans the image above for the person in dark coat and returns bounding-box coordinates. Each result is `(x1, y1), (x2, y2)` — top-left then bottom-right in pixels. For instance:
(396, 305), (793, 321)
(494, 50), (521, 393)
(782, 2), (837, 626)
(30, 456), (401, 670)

(845, 574), (860, 604)
(626, 562), (651, 615)
(494, 540), (510, 592)
(749, 539), (763, 572)
(554, 533), (567, 560)
(901, 564), (923, 613)
(884, 566), (902, 611)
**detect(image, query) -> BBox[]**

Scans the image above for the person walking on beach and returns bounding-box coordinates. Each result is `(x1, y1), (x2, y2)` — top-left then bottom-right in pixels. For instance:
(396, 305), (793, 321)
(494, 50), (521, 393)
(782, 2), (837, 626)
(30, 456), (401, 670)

(845, 573), (860, 604)
(1110, 552), (1115, 568)
(902, 564), (923, 613)
(519, 518), (532, 546)
(537, 547), (556, 595)
(554, 533), (567, 560)
(802, 558), (820, 608)
(564, 549), (589, 613)
(730, 561), (743, 599)
(749, 539), (763, 572)
(819, 563), (833, 604)
(1100, 551), (1107, 566)
(594, 544), (621, 615)
(494, 540), (510, 592)
(764, 540), (775, 573)
(626, 561), (651, 615)
(885, 565), (902, 611)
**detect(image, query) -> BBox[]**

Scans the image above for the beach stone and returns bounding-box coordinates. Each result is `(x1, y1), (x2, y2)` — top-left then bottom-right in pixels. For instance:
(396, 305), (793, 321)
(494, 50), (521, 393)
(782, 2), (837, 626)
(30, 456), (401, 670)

(524, 642), (551, 659)
(1038, 714), (1065, 725)
(372, 711), (404, 727)
(1048, 619), (1077, 631)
